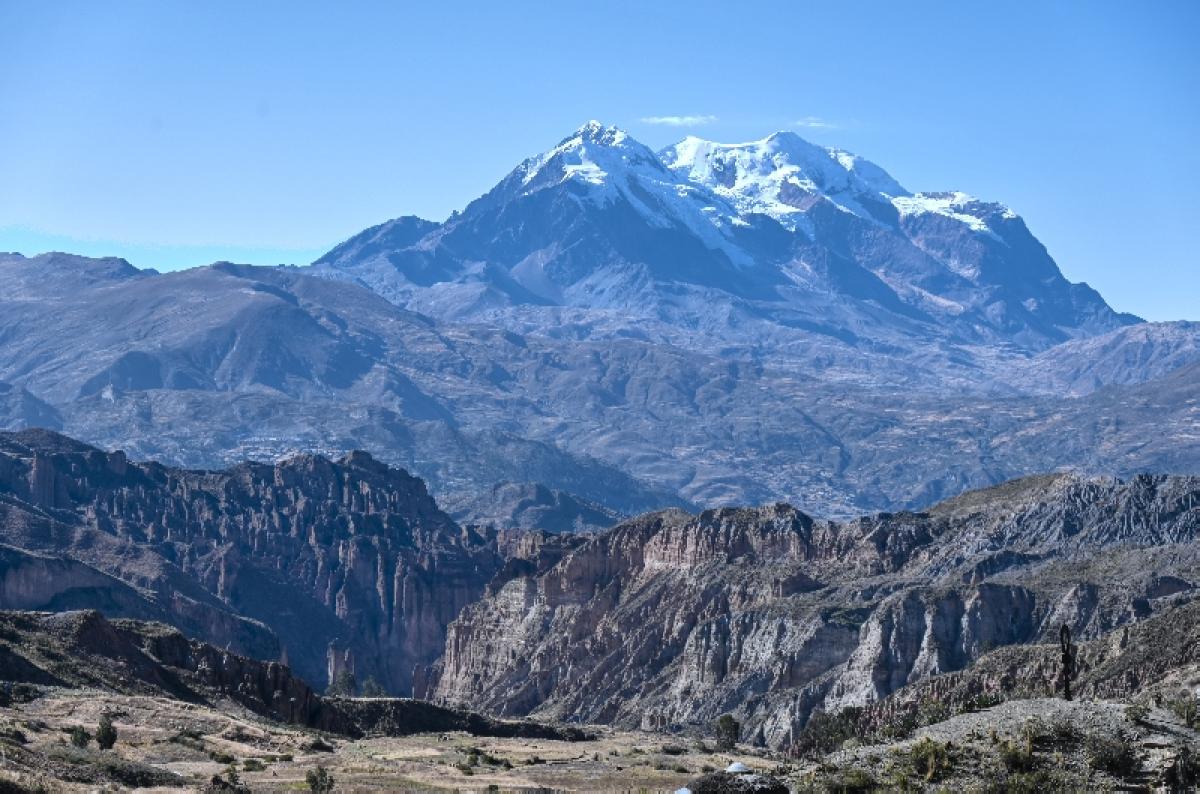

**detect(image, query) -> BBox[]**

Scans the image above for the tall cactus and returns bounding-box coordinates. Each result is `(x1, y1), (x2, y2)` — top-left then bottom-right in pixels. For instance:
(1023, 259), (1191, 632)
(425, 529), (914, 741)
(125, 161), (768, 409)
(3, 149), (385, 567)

(1059, 624), (1076, 701)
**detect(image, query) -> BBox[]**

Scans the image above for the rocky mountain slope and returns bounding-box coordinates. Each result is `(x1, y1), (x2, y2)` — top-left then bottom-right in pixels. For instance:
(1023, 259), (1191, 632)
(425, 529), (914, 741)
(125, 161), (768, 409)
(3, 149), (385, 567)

(3, 126), (1196, 521)
(0, 252), (1197, 518)
(428, 473), (1200, 748)
(0, 428), (498, 693)
(316, 122), (1139, 364)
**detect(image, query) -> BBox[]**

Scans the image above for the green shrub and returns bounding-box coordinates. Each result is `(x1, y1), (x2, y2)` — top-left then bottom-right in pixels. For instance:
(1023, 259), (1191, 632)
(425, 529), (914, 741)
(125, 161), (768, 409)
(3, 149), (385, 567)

(1085, 733), (1138, 776)
(916, 700), (951, 727)
(909, 737), (953, 782)
(0, 726), (27, 744)
(1047, 716), (1079, 744)
(95, 714), (117, 750)
(242, 758), (266, 772)
(209, 751), (236, 764)
(305, 765), (334, 793)
(714, 714), (740, 751)
(880, 710), (919, 740)
(326, 670), (357, 698)
(964, 692), (1005, 712)
(1126, 702), (1150, 724)
(792, 707), (863, 759)
(998, 737), (1036, 772)
(69, 725), (90, 748)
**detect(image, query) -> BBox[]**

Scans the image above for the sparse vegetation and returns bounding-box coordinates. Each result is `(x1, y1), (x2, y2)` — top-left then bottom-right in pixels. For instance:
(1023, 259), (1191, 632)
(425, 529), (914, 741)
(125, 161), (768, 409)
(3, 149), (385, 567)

(792, 707), (863, 758)
(983, 769), (1059, 793)
(821, 766), (876, 793)
(714, 713), (740, 751)
(916, 699), (952, 727)
(68, 725), (89, 748)
(1164, 745), (1200, 789)
(1085, 732), (1138, 776)
(998, 736), (1036, 772)
(0, 725), (27, 744)
(326, 670), (357, 698)
(359, 676), (387, 697)
(1167, 692), (1198, 728)
(95, 713), (116, 750)
(908, 736), (953, 782)
(305, 764), (335, 792)
(1047, 715), (1079, 745)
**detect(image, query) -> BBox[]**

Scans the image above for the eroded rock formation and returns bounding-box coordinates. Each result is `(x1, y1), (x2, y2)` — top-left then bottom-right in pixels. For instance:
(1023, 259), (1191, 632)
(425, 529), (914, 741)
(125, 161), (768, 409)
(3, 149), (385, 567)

(430, 474), (1200, 747)
(0, 429), (500, 693)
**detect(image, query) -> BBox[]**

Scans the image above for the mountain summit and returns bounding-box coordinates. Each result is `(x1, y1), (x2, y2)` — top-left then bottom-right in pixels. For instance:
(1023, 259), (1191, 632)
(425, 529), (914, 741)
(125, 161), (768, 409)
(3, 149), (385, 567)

(316, 122), (1137, 366)
(661, 130), (909, 228)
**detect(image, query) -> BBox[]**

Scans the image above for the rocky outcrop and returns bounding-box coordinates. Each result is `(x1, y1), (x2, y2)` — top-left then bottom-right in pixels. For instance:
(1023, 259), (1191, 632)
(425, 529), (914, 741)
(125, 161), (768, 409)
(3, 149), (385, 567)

(450, 481), (626, 533)
(0, 543), (164, 618)
(856, 595), (1200, 736)
(0, 429), (500, 693)
(431, 474), (1200, 747)
(0, 609), (584, 742)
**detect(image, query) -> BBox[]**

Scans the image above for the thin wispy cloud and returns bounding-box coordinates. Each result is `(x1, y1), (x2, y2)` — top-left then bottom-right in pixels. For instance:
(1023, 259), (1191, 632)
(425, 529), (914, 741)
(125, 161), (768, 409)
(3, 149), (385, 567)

(794, 116), (838, 130)
(640, 114), (718, 127)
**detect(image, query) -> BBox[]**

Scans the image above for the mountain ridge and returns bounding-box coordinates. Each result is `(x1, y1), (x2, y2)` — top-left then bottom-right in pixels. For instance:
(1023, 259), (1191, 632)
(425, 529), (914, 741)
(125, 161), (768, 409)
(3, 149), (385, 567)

(315, 122), (1140, 359)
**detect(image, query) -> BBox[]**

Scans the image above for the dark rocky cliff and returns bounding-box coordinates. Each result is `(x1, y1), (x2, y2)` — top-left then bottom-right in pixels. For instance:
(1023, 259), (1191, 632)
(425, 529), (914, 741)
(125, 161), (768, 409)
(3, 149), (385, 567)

(430, 474), (1200, 747)
(0, 429), (500, 693)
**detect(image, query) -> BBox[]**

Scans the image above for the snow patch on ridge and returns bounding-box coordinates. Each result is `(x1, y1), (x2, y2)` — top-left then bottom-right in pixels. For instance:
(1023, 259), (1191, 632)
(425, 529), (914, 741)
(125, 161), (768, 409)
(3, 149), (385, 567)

(892, 192), (1009, 240)
(661, 131), (909, 229)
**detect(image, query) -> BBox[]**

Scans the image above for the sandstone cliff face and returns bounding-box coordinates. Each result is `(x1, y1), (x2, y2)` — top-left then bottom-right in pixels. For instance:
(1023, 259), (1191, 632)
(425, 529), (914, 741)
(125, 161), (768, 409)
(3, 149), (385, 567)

(431, 474), (1200, 747)
(0, 429), (500, 693)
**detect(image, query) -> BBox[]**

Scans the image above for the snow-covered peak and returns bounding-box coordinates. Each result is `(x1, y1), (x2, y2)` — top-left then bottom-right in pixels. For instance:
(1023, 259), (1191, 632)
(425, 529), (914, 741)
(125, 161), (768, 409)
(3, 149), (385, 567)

(516, 121), (666, 190)
(495, 123), (751, 264)
(660, 131), (909, 229)
(571, 119), (630, 147)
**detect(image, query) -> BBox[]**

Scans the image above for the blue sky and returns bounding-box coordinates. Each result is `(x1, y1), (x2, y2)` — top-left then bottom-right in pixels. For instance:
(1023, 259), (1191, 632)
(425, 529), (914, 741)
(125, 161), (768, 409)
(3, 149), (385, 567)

(1, 1), (1197, 320)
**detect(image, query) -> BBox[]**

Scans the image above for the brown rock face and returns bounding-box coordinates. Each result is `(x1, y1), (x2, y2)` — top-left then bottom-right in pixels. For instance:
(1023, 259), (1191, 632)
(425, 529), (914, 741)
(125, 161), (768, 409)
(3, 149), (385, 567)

(0, 429), (500, 693)
(431, 475), (1200, 747)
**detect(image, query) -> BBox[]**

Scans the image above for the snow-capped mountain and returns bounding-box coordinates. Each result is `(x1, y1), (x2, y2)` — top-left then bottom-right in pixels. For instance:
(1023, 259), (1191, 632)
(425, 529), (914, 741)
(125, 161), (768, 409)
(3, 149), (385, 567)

(661, 130), (908, 230)
(315, 122), (1139, 384)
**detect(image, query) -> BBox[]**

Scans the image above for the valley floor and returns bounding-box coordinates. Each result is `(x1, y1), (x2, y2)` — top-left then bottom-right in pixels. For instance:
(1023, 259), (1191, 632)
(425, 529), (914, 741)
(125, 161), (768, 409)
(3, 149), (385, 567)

(0, 688), (780, 792)
(2, 687), (1198, 791)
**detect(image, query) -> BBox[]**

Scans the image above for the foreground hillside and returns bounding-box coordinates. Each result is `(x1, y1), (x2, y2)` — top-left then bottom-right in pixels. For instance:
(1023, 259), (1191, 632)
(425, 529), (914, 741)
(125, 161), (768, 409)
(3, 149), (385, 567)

(1, 607), (1198, 791)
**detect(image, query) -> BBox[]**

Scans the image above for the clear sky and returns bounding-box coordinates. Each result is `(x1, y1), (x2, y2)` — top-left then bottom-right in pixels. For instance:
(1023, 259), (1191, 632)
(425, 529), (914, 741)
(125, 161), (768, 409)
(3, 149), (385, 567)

(1, 1), (1196, 320)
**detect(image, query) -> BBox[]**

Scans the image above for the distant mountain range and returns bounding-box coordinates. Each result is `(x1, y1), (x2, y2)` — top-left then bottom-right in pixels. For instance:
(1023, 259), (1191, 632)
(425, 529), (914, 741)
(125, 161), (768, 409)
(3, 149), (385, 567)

(1, 122), (1197, 520)
(314, 123), (1140, 383)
